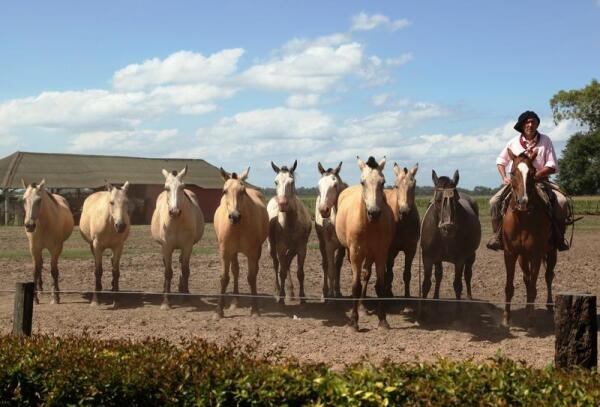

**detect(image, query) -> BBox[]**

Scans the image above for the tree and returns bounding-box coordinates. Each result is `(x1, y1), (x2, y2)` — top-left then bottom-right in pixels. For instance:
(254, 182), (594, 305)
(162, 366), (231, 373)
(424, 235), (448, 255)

(550, 79), (600, 195)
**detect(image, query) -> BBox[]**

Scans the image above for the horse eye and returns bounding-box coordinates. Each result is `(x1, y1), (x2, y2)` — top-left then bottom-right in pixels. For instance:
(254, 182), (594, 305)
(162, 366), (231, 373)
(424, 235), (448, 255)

(110, 201), (115, 206)
(360, 180), (365, 186)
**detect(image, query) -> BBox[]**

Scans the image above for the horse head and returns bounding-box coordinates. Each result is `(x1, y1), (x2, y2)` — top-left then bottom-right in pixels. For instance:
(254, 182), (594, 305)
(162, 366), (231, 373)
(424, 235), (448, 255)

(220, 166), (250, 225)
(271, 160), (297, 212)
(22, 178), (46, 232)
(357, 156), (386, 222)
(161, 166), (187, 218)
(106, 181), (130, 233)
(431, 169), (460, 238)
(392, 163), (418, 220)
(508, 148), (538, 212)
(317, 161), (343, 218)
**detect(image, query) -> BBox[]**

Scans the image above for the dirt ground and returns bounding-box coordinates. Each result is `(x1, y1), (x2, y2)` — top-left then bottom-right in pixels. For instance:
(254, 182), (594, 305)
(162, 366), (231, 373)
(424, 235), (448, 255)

(1, 218), (599, 369)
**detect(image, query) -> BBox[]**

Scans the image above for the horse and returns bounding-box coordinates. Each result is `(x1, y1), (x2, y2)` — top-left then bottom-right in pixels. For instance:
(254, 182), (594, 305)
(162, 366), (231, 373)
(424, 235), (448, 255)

(315, 161), (347, 301)
(361, 163), (420, 306)
(21, 179), (74, 304)
(213, 167), (269, 318)
(267, 160), (312, 305)
(420, 170), (481, 305)
(151, 166), (205, 310)
(335, 156), (394, 331)
(502, 148), (556, 328)
(79, 181), (131, 307)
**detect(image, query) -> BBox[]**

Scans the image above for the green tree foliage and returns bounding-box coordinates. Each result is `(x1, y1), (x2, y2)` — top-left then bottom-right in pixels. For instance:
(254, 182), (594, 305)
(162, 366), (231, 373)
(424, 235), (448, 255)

(550, 79), (600, 194)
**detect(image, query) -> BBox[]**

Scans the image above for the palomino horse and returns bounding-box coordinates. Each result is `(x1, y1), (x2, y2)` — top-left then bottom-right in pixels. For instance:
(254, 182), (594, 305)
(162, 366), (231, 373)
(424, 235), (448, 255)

(151, 166), (205, 309)
(335, 156), (394, 330)
(267, 160), (312, 305)
(213, 167), (269, 318)
(22, 179), (74, 304)
(361, 163), (420, 304)
(315, 161), (346, 301)
(502, 149), (556, 327)
(420, 170), (481, 303)
(80, 181), (131, 307)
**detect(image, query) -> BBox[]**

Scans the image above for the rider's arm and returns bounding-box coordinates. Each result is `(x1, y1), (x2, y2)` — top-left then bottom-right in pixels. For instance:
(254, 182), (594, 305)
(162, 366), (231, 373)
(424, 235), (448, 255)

(534, 166), (556, 181)
(497, 164), (510, 185)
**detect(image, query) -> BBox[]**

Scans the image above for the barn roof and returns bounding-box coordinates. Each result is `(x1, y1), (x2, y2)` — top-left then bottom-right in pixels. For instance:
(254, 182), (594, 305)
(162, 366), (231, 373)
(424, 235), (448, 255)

(0, 151), (225, 189)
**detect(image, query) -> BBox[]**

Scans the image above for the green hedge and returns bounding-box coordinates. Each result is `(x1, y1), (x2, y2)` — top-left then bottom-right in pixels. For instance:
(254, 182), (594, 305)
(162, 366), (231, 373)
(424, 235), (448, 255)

(1, 335), (599, 406)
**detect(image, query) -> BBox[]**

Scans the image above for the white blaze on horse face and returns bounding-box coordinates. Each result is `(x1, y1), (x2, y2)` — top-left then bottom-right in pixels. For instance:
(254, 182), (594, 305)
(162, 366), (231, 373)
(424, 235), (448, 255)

(163, 170), (185, 217)
(360, 166), (385, 218)
(274, 171), (295, 210)
(318, 174), (338, 216)
(23, 184), (44, 226)
(517, 162), (529, 204)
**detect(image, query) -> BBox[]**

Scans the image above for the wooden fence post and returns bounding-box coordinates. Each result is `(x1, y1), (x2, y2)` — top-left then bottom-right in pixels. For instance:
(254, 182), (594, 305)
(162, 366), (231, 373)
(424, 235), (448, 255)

(555, 293), (597, 369)
(12, 282), (34, 336)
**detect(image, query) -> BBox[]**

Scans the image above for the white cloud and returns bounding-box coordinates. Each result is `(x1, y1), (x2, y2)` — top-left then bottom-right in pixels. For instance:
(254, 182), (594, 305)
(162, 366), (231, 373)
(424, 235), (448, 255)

(286, 94), (320, 108)
(372, 93), (390, 107)
(112, 49), (244, 91)
(386, 53), (414, 67)
(540, 118), (577, 142)
(68, 129), (179, 153)
(351, 12), (411, 32)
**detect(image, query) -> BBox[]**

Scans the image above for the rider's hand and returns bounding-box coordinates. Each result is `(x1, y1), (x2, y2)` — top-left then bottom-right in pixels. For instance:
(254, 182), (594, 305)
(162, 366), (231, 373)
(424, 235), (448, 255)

(502, 176), (511, 185)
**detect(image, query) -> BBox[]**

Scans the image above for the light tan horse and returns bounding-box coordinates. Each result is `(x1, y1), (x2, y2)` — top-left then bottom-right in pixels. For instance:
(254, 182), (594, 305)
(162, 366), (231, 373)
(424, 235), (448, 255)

(335, 156), (394, 331)
(361, 163), (420, 305)
(22, 179), (74, 304)
(213, 167), (269, 318)
(80, 181), (131, 307)
(151, 166), (205, 309)
(267, 160), (312, 305)
(315, 161), (347, 301)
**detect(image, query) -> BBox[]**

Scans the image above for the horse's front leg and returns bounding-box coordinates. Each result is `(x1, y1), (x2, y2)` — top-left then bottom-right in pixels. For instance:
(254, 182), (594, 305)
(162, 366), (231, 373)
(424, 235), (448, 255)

(296, 244), (307, 304)
(502, 252), (517, 327)
(229, 254), (240, 310)
(464, 253), (475, 300)
(359, 258), (372, 316)
(526, 256), (543, 328)
(433, 262), (443, 299)
(375, 256), (390, 329)
(178, 245), (193, 294)
(161, 247), (174, 310)
(214, 249), (230, 319)
(268, 236), (280, 299)
(247, 250), (261, 317)
(49, 247), (62, 305)
(349, 247), (364, 331)
(91, 242), (103, 307)
(403, 245), (417, 298)
(31, 249), (43, 304)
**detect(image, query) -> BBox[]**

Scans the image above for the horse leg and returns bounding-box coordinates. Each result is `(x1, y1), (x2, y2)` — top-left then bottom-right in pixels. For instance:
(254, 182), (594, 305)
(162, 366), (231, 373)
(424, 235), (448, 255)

(178, 245), (193, 294)
(545, 249), (557, 312)
(422, 257), (433, 299)
(296, 245), (307, 305)
(90, 242), (103, 306)
(453, 260), (465, 316)
(161, 248), (174, 310)
(464, 253), (475, 300)
(518, 256), (534, 328)
(527, 257), (542, 329)
(317, 231), (329, 301)
(360, 258), (372, 316)
(109, 245), (124, 309)
(375, 256), (390, 329)
(403, 246), (417, 298)
(49, 248), (61, 305)
(502, 252), (517, 327)
(247, 253), (260, 317)
(277, 247), (291, 305)
(31, 249), (43, 304)
(214, 251), (231, 319)
(334, 247), (345, 298)
(269, 237), (280, 299)
(433, 262), (443, 299)
(229, 254), (240, 310)
(349, 248), (363, 331)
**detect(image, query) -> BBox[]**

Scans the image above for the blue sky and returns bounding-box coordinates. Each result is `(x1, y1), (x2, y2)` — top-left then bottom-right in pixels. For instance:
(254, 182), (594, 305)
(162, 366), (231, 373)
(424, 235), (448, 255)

(1, 1), (599, 188)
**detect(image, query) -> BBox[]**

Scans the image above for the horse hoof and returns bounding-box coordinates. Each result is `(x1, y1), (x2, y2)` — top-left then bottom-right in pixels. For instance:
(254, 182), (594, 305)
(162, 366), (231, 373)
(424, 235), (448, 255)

(251, 310), (260, 318)
(346, 323), (359, 333)
(111, 302), (119, 310)
(90, 300), (99, 307)
(229, 302), (238, 311)
(50, 298), (59, 305)
(378, 320), (391, 330)
(212, 311), (222, 321)
(160, 303), (171, 310)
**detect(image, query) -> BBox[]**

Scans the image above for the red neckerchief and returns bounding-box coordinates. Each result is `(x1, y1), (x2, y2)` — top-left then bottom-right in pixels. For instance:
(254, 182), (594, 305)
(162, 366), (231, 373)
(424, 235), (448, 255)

(519, 132), (539, 153)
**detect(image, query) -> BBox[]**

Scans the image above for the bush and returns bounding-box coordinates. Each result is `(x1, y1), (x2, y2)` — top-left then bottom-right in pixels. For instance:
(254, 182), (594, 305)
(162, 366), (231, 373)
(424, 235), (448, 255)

(1, 335), (599, 405)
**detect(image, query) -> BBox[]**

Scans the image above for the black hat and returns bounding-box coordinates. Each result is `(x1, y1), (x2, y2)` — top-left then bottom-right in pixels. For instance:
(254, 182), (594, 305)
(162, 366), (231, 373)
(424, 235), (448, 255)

(514, 110), (540, 133)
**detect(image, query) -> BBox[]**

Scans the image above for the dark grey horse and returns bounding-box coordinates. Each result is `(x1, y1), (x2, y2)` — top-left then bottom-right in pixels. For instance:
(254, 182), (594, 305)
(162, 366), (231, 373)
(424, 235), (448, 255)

(420, 170), (481, 301)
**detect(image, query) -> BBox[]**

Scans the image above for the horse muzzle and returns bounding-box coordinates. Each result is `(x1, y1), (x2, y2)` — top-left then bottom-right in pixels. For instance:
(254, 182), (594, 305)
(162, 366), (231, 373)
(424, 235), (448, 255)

(25, 222), (36, 232)
(169, 208), (181, 218)
(367, 208), (381, 222)
(319, 207), (331, 218)
(228, 211), (241, 224)
(115, 222), (127, 234)
(439, 222), (456, 237)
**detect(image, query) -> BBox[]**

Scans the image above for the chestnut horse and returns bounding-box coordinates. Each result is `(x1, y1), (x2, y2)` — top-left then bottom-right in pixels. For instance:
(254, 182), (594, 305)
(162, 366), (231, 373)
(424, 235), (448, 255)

(22, 179), (74, 304)
(213, 167), (269, 318)
(502, 149), (556, 327)
(315, 161), (346, 301)
(267, 160), (312, 305)
(335, 156), (394, 330)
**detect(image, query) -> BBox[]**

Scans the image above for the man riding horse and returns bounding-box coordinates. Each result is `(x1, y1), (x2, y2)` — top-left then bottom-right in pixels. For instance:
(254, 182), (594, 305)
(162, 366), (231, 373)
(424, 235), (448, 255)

(486, 110), (570, 252)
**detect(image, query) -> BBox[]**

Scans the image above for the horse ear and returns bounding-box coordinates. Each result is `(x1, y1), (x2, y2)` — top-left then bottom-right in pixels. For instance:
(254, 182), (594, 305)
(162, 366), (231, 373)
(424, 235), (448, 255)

(219, 167), (230, 181)
(290, 160), (297, 173)
(453, 170), (460, 186)
(38, 179), (46, 190)
(432, 170), (439, 185)
(239, 167), (250, 181)
(529, 148), (538, 162)
(122, 181), (130, 192)
(162, 169), (170, 179)
(178, 165), (188, 178)
(317, 162), (326, 175)
(410, 163), (419, 176)
(393, 163), (401, 177)
(271, 161), (280, 173)
(378, 156), (386, 171)
(105, 180), (113, 192)
(357, 156), (365, 170)
(507, 148), (516, 161)
(334, 161), (342, 175)
(21, 178), (27, 189)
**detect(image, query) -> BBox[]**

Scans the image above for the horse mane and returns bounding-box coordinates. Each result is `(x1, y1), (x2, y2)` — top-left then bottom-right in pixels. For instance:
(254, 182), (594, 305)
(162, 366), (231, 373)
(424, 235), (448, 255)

(366, 156), (378, 169)
(231, 172), (238, 179)
(170, 170), (178, 176)
(435, 176), (455, 189)
(43, 189), (58, 206)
